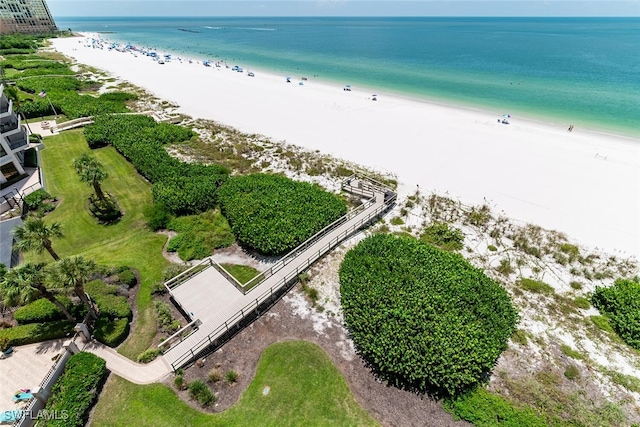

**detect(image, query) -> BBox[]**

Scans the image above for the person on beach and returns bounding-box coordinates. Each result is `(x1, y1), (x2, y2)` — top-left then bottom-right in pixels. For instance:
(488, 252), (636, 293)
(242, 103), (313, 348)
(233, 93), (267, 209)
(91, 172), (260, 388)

(568, 125), (574, 132)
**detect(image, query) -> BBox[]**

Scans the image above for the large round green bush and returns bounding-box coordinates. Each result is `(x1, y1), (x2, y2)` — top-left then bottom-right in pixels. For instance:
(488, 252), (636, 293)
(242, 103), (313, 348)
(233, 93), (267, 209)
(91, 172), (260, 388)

(339, 234), (518, 396)
(218, 174), (347, 255)
(592, 278), (640, 350)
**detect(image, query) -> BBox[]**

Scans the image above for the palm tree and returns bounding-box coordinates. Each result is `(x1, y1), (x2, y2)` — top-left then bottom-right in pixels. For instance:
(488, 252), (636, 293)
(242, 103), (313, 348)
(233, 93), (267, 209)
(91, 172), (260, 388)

(0, 263), (74, 321)
(73, 153), (108, 203)
(13, 217), (64, 261)
(53, 256), (98, 320)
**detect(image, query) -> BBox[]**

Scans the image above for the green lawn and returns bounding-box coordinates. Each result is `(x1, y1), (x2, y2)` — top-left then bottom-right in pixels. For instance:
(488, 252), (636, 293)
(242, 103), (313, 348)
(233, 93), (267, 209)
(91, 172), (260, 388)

(91, 341), (378, 427)
(220, 263), (260, 285)
(27, 129), (168, 359)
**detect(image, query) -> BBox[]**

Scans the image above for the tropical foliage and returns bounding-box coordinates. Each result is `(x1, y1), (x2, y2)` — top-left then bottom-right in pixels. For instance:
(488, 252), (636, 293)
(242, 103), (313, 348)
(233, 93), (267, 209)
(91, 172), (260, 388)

(339, 234), (518, 396)
(84, 115), (229, 214)
(218, 173), (347, 255)
(592, 278), (640, 350)
(166, 210), (235, 261)
(13, 296), (78, 324)
(0, 320), (74, 347)
(13, 218), (64, 261)
(41, 352), (108, 427)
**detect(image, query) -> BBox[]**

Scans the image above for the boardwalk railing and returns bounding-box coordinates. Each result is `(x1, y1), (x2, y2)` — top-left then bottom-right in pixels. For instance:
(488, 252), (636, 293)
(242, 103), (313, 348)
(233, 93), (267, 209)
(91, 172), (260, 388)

(165, 189), (396, 370)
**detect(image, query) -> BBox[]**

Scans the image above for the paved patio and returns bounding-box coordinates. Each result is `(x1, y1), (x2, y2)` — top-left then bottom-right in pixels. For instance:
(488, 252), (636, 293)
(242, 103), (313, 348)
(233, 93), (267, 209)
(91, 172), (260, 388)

(0, 340), (65, 412)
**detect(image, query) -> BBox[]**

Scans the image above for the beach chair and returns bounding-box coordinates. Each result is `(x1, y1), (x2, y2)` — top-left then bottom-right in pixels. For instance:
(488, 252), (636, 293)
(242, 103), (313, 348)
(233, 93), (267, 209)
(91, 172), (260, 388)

(11, 392), (32, 403)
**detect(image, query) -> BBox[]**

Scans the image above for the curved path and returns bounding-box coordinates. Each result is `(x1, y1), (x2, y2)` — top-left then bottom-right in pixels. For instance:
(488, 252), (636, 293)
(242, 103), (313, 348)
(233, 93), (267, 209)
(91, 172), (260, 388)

(82, 340), (171, 384)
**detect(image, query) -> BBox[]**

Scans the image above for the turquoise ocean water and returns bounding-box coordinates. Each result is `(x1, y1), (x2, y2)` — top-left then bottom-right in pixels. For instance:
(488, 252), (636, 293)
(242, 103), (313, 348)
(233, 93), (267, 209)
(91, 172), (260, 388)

(55, 17), (640, 137)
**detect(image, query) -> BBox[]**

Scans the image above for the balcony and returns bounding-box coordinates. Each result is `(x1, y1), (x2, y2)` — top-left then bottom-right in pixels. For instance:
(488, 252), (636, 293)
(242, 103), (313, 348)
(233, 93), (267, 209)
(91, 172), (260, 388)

(0, 145), (6, 158)
(0, 119), (19, 134)
(6, 131), (28, 151)
(0, 98), (11, 117)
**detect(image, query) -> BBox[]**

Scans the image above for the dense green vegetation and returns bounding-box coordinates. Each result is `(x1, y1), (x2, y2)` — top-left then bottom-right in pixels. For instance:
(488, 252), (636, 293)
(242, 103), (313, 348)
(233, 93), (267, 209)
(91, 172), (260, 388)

(592, 278), (640, 350)
(444, 388), (547, 427)
(13, 296), (78, 324)
(91, 341), (378, 426)
(0, 320), (74, 347)
(218, 174), (347, 255)
(420, 222), (465, 251)
(84, 279), (131, 346)
(0, 35), (40, 54)
(41, 352), (108, 427)
(84, 115), (229, 215)
(339, 234), (518, 396)
(166, 210), (235, 260)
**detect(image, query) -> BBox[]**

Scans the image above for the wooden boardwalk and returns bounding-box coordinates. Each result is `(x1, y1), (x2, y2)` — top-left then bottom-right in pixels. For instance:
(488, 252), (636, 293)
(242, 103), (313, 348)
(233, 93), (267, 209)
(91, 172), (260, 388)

(162, 176), (395, 370)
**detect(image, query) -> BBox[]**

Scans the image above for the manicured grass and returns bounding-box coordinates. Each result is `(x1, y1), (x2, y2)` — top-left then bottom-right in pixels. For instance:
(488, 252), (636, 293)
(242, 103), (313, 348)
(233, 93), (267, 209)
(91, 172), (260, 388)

(26, 130), (168, 358)
(220, 263), (260, 285)
(91, 341), (378, 427)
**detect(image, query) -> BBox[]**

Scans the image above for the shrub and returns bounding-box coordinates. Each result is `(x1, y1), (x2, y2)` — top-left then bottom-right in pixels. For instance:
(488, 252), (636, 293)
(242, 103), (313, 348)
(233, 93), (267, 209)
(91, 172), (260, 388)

(14, 296), (74, 324)
(174, 375), (186, 390)
(590, 315), (615, 333)
(592, 278), (640, 349)
(0, 320), (74, 347)
(570, 281), (583, 290)
(497, 259), (514, 276)
(511, 329), (528, 346)
(560, 344), (584, 360)
(166, 210), (235, 261)
(487, 244), (498, 252)
(444, 387), (547, 427)
(188, 379), (215, 406)
(207, 369), (222, 383)
(420, 222), (464, 251)
(41, 352), (107, 427)
(137, 348), (162, 363)
(218, 173), (347, 255)
(93, 294), (132, 320)
(117, 269), (137, 288)
(339, 234), (518, 396)
(564, 365), (580, 381)
(85, 279), (117, 296)
(93, 316), (129, 347)
(573, 297), (590, 310)
(143, 202), (171, 230)
(155, 301), (180, 333)
(390, 217), (405, 225)
(517, 278), (554, 295)
(23, 189), (54, 212)
(225, 369), (238, 384)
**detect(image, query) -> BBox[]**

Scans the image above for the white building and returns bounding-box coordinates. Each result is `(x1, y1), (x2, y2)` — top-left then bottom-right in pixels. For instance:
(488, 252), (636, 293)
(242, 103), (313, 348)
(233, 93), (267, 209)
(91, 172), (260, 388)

(1, 82), (45, 268)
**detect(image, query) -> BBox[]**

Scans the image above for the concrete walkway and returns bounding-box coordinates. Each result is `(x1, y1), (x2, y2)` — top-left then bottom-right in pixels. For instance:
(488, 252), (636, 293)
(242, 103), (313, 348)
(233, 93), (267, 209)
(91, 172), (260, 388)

(82, 340), (172, 385)
(0, 340), (65, 411)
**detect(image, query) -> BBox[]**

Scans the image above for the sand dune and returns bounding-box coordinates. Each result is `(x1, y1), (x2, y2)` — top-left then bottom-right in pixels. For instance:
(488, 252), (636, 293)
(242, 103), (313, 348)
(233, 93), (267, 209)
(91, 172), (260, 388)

(51, 35), (640, 257)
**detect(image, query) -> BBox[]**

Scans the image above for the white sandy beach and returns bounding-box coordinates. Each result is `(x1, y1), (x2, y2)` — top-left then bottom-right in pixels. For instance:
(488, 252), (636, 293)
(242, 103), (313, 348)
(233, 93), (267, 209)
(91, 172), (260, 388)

(50, 35), (640, 257)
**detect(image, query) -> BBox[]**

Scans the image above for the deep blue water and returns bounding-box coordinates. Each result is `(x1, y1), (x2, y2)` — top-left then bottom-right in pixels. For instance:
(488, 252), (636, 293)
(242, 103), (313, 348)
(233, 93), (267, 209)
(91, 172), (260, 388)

(55, 17), (640, 136)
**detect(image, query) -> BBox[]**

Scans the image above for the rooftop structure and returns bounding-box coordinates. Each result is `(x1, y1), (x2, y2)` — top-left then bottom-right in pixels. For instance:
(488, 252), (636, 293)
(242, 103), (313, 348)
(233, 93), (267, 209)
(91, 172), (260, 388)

(0, 0), (57, 35)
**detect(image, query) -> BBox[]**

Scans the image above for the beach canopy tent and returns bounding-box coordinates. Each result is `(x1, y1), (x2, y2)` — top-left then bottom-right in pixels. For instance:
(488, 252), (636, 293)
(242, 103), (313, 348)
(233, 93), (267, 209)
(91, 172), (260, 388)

(344, 84), (352, 91)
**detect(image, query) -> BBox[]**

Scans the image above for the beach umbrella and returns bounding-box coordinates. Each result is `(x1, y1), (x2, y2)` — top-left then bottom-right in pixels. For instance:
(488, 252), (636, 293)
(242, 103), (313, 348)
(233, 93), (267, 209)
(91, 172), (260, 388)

(503, 114), (511, 118)
(345, 84), (351, 88)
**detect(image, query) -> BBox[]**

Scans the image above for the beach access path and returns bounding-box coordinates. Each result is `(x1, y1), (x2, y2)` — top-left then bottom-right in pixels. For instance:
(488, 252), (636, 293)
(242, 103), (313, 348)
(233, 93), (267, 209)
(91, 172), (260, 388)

(162, 179), (392, 370)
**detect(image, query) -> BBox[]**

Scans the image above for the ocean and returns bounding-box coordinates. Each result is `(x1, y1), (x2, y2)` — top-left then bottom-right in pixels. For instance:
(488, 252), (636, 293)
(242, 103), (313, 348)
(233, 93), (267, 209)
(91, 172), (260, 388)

(54, 17), (640, 137)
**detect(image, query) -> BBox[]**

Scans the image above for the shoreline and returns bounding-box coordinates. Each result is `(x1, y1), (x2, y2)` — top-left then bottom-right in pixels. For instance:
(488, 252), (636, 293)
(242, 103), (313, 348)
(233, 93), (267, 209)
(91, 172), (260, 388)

(50, 34), (640, 257)
(70, 30), (640, 140)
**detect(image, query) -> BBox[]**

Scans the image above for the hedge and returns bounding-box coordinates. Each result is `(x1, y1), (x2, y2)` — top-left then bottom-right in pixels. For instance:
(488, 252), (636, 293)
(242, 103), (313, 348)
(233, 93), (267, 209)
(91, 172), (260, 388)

(218, 173), (347, 255)
(14, 296), (74, 324)
(166, 210), (235, 261)
(84, 115), (229, 215)
(117, 269), (137, 288)
(41, 352), (108, 427)
(85, 279), (117, 296)
(339, 234), (518, 396)
(85, 280), (132, 320)
(93, 316), (129, 347)
(0, 320), (75, 347)
(592, 278), (640, 350)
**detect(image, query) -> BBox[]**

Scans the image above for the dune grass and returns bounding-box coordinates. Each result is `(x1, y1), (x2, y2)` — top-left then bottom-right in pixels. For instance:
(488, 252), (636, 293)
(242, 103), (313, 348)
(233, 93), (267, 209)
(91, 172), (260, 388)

(26, 129), (168, 358)
(91, 340), (377, 426)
